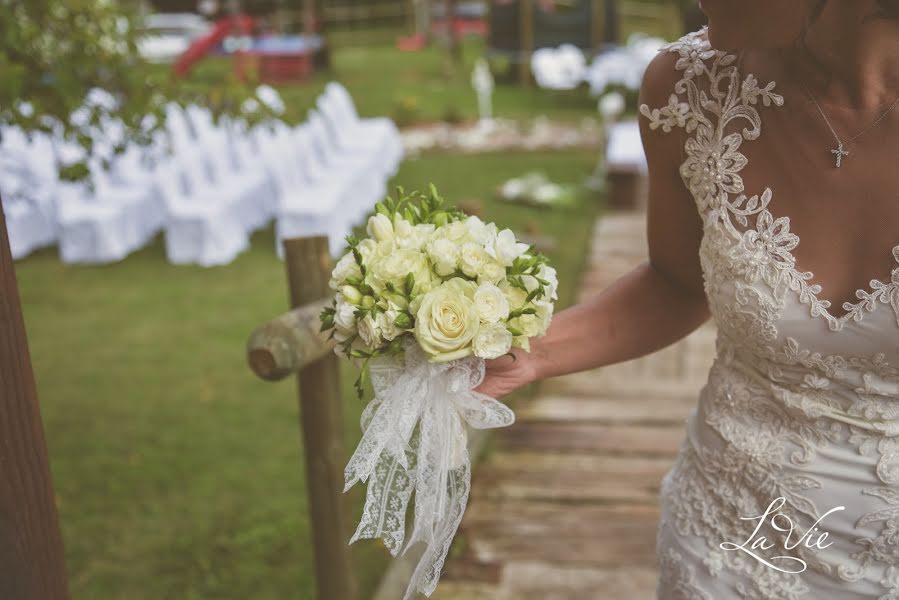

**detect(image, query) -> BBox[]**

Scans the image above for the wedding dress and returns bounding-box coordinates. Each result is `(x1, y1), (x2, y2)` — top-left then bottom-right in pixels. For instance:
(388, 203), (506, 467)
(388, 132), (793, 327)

(639, 29), (899, 599)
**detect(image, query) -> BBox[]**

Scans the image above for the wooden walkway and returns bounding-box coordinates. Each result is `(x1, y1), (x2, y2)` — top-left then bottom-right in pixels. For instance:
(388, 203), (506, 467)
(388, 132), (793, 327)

(431, 209), (718, 600)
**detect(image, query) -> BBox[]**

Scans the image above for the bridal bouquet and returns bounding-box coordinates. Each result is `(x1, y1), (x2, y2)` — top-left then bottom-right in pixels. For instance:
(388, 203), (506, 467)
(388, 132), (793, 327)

(320, 186), (557, 599)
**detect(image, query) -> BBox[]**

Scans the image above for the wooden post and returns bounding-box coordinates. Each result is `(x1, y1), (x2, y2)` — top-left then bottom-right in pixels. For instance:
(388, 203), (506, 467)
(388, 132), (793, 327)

(445, 0), (461, 63)
(518, 0), (534, 86)
(283, 236), (356, 600)
(0, 199), (71, 599)
(591, 0), (606, 48)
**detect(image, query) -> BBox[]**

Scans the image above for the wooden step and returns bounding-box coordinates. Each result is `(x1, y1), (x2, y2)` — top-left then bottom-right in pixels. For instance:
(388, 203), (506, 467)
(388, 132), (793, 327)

(462, 499), (660, 566)
(516, 394), (695, 425)
(471, 452), (671, 505)
(498, 422), (685, 457)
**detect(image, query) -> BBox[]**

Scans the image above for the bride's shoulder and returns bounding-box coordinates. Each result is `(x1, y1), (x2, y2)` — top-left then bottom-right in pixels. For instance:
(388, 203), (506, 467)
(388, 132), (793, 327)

(639, 28), (725, 109)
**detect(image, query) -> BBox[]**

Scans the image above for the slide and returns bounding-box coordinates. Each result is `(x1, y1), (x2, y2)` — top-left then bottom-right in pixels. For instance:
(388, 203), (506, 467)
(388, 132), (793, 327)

(173, 14), (255, 78)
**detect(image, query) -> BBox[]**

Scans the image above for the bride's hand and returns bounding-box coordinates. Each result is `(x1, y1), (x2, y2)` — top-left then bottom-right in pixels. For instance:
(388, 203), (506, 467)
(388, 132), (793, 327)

(474, 347), (541, 399)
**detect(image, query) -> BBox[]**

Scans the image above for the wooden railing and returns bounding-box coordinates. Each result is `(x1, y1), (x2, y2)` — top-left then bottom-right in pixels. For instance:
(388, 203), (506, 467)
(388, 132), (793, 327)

(245, 236), (357, 600)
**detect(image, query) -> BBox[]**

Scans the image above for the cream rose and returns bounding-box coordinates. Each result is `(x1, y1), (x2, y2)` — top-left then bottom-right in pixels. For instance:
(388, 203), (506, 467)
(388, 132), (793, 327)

(474, 282), (510, 323)
(333, 293), (358, 333)
(472, 323), (513, 359)
(427, 238), (460, 277)
(510, 301), (552, 338)
(357, 313), (383, 348)
(539, 264), (559, 301)
(329, 252), (362, 290)
(499, 280), (528, 309)
(414, 278), (480, 361)
(459, 242), (490, 278)
(478, 260), (506, 284)
(367, 247), (433, 294)
(376, 304), (408, 342)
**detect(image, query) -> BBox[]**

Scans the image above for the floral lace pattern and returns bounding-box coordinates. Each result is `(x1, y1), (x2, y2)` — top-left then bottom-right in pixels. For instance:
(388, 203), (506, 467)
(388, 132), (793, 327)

(641, 28), (899, 599)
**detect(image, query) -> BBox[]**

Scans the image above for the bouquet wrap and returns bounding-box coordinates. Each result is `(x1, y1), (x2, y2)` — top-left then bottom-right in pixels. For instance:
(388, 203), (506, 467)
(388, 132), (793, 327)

(344, 338), (514, 600)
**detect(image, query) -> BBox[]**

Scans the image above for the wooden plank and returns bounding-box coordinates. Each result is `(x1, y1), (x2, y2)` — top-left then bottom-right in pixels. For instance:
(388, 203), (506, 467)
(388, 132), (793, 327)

(515, 394), (695, 424)
(429, 581), (501, 600)
(463, 500), (660, 565)
(471, 456), (666, 504)
(500, 561), (658, 599)
(498, 422), (684, 457)
(539, 369), (707, 399)
(0, 197), (70, 598)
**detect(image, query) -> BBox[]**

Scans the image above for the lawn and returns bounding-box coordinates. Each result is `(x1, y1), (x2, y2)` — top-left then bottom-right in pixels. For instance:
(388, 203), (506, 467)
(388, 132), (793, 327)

(16, 150), (603, 599)
(179, 36), (602, 127)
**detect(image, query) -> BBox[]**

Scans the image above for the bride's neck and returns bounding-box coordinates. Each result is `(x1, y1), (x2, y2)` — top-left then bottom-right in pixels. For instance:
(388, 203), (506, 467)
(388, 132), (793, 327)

(799, 1), (899, 109)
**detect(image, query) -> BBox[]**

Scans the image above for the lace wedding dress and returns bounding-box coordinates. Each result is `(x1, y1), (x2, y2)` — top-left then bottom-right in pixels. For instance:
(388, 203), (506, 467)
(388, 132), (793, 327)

(639, 29), (899, 599)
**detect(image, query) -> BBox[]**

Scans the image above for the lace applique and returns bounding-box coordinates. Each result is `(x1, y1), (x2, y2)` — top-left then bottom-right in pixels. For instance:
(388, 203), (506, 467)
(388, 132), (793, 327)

(657, 547), (715, 600)
(642, 28), (899, 599)
(640, 28), (899, 333)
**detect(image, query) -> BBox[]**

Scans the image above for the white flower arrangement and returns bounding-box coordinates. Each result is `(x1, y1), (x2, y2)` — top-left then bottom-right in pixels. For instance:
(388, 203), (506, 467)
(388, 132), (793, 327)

(320, 186), (557, 600)
(321, 185), (557, 395)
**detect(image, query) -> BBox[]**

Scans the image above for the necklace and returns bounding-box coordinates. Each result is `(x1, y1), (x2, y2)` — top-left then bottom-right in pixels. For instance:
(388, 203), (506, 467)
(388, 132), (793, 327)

(801, 84), (899, 168)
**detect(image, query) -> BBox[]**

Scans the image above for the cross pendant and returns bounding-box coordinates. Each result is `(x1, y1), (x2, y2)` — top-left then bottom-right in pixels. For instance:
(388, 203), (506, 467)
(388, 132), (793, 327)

(831, 143), (849, 168)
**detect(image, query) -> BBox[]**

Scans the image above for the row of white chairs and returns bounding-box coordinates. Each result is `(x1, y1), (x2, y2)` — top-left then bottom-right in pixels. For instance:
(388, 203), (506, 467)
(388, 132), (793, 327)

(1, 82), (403, 266)
(530, 34), (666, 94)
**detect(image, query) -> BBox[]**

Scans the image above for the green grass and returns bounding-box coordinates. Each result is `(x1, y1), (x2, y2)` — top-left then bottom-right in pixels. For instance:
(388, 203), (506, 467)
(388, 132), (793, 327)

(178, 36), (602, 127)
(16, 150), (602, 600)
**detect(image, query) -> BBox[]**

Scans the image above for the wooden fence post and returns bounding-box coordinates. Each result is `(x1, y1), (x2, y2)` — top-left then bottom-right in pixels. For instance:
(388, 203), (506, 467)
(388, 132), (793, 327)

(518, 0), (534, 86)
(283, 236), (356, 600)
(0, 200), (71, 599)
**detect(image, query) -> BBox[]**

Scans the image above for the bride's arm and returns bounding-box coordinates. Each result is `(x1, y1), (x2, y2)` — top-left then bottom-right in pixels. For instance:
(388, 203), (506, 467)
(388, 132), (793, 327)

(477, 53), (710, 397)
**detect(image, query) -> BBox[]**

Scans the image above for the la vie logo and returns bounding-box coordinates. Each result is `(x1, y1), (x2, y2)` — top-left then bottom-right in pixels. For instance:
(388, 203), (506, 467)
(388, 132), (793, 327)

(719, 496), (845, 574)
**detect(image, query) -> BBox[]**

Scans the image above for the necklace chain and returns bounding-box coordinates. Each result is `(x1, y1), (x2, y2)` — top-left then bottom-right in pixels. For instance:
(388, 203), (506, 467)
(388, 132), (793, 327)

(801, 83), (899, 168)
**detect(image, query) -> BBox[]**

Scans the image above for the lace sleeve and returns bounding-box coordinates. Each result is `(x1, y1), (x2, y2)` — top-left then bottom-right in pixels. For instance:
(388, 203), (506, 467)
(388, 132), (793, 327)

(637, 27), (783, 221)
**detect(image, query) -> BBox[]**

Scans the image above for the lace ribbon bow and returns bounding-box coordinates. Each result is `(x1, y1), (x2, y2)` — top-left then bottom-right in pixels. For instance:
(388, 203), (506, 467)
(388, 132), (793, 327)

(344, 338), (515, 600)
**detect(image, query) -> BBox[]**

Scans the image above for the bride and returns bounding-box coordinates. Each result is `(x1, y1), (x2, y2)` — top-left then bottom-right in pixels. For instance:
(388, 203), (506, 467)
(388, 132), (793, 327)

(476, 1), (899, 598)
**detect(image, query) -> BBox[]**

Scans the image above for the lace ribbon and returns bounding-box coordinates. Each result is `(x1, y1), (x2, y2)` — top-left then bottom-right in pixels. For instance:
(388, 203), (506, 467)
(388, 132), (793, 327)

(344, 337), (515, 600)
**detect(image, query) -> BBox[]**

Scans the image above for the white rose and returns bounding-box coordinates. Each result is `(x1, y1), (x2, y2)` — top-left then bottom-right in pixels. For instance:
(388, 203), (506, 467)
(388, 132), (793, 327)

(464, 215), (496, 245)
(486, 228), (529, 267)
(393, 216), (434, 250)
(333, 293), (358, 333)
(459, 242), (489, 278)
(367, 247), (433, 294)
(539, 264), (559, 301)
(329, 251), (362, 290)
(357, 313), (383, 348)
(473, 323), (513, 359)
(440, 221), (470, 243)
(427, 238), (460, 277)
(366, 213), (394, 242)
(533, 299), (554, 333)
(478, 260), (506, 284)
(511, 301), (553, 338)
(499, 280), (528, 309)
(376, 306), (404, 341)
(412, 222), (439, 249)
(414, 278), (480, 361)
(474, 282), (510, 323)
(357, 238), (377, 259)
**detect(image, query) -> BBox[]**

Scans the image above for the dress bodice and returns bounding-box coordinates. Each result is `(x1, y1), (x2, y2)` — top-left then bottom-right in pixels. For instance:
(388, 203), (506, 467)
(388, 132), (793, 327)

(641, 29), (899, 599)
(639, 27), (899, 425)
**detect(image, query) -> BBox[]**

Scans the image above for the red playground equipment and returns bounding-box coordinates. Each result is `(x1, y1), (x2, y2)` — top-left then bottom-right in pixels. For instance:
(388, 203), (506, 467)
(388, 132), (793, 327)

(173, 14), (255, 78)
